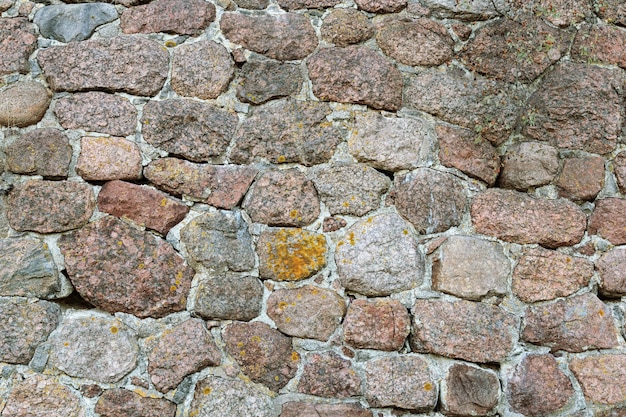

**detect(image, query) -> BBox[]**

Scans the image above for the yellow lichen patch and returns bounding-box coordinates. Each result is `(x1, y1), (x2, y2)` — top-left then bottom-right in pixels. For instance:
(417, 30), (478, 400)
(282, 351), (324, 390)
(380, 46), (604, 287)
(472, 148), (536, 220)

(110, 326), (118, 334)
(348, 231), (356, 246)
(277, 155), (287, 163)
(169, 285), (177, 292)
(403, 229), (409, 235)
(251, 335), (261, 343)
(264, 229), (327, 281)
(160, 198), (168, 207)
(203, 387), (212, 395)
(599, 309), (605, 317)
(285, 317), (291, 323)
(164, 40), (177, 47)
(423, 382), (433, 391)
(291, 351), (300, 361)
(278, 301), (289, 309)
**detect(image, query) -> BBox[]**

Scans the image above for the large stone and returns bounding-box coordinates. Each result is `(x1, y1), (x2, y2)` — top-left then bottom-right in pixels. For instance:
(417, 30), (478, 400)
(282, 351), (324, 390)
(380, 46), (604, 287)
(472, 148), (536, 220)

(120, 0), (215, 35)
(508, 0), (592, 26)
(58, 216), (194, 318)
(471, 188), (586, 248)
(189, 375), (274, 417)
(321, 8), (374, 47)
(570, 354), (626, 405)
(443, 363), (499, 416)
(499, 142), (559, 190)
(280, 402), (373, 417)
(298, 352), (361, 398)
(7, 180), (95, 234)
(343, 298), (410, 351)
(418, 0), (507, 20)
(522, 293), (619, 352)
(267, 285), (346, 341)
(573, 23), (626, 69)
(149, 319), (221, 393)
(5, 128), (71, 178)
(596, 0), (626, 25)
(0, 81), (51, 127)
(221, 12), (317, 60)
(34, 3), (118, 42)
(307, 46), (403, 111)
(236, 61), (302, 104)
(76, 136), (143, 181)
(336, 212), (424, 296)
(0, 18), (37, 75)
(193, 273), (263, 321)
(556, 155), (605, 201)
(278, 0), (340, 9)
(142, 99), (238, 162)
(356, 0), (406, 12)
(231, 98), (341, 166)
(2, 375), (85, 417)
(38, 36), (169, 96)
(597, 247), (626, 297)
(588, 198), (626, 245)
(95, 389), (176, 417)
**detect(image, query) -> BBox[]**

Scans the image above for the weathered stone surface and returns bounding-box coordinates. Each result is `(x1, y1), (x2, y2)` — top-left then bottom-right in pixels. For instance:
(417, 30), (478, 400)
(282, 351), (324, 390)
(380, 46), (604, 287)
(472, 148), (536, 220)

(614, 152), (626, 193)
(49, 315), (138, 383)
(0, 81), (51, 127)
(499, 142), (559, 190)
(573, 24), (626, 68)
(267, 285), (345, 341)
(556, 155), (605, 201)
(5, 128), (71, 178)
(411, 299), (518, 362)
(149, 319), (221, 393)
(323, 217), (347, 232)
(236, 61), (302, 104)
(95, 389), (177, 417)
(193, 273), (263, 321)
(0, 0), (12, 13)
(58, 216), (194, 318)
(55, 92), (137, 136)
(171, 40), (234, 100)
(321, 8), (374, 46)
(508, 354), (575, 417)
(522, 293), (618, 352)
(509, 0), (592, 26)
(121, 0), (215, 35)
(234, 0), (269, 9)
(570, 354), (626, 405)
(142, 99), (238, 162)
(308, 46), (403, 111)
(597, 247), (626, 297)
(521, 62), (623, 154)
(0, 18), (37, 75)
(443, 364), (499, 416)
(349, 112), (436, 171)
(596, 0), (626, 25)
(181, 210), (255, 272)
(231, 99), (341, 166)
(365, 355), (436, 411)
(343, 298), (410, 351)
(278, 0), (340, 9)
(221, 12), (317, 61)
(280, 402), (373, 417)
(34, 3), (118, 43)
(512, 247), (593, 303)
(394, 168), (466, 234)
(589, 198), (626, 245)
(38, 36), (169, 96)
(223, 321), (298, 391)
(243, 169), (320, 227)
(258, 228), (326, 281)
(419, 0), (506, 20)
(356, 0), (406, 12)
(471, 189), (586, 248)
(189, 375), (274, 417)
(336, 212), (423, 296)
(7, 180), (95, 234)
(432, 236), (509, 300)
(2, 375), (85, 417)
(76, 136), (142, 181)
(299, 352), (361, 398)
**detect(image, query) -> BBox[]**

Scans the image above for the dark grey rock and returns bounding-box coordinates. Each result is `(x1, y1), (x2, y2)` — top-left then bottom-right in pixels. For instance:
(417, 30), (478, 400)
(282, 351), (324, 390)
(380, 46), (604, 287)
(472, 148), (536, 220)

(193, 273), (263, 321)
(34, 3), (118, 43)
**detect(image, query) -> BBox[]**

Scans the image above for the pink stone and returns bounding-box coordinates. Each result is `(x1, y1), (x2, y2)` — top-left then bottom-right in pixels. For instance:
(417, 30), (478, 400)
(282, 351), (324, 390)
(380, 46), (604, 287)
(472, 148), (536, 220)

(597, 247), (626, 297)
(588, 198), (626, 244)
(77, 137), (142, 181)
(343, 298), (410, 351)
(570, 354), (626, 405)
(120, 0), (215, 35)
(556, 155), (605, 201)
(298, 352), (361, 398)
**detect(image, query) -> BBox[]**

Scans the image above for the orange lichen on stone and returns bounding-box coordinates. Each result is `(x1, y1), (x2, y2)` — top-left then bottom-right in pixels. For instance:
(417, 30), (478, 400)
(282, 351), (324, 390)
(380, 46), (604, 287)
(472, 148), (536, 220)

(259, 228), (327, 281)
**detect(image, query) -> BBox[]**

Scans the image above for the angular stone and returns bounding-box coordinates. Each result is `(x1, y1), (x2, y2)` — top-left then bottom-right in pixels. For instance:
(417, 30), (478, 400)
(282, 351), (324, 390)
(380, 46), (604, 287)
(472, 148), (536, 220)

(0, 81), (51, 127)
(38, 36), (169, 96)
(95, 389), (176, 417)
(336, 212), (424, 296)
(0, 0), (11, 12)
(121, 0), (215, 35)
(49, 315), (138, 383)
(436, 124), (499, 185)
(149, 319), (221, 393)
(597, 247), (626, 297)
(142, 99), (238, 162)
(321, 8), (374, 47)
(614, 152), (626, 193)
(236, 61), (302, 104)
(58, 216), (194, 318)
(280, 402), (373, 417)
(7, 180), (95, 234)
(343, 298), (410, 351)
(2, 375), (85, 417)
(308, 46), (403, 111)
(221, 12), (317, 61)
(234, 0), (269, 8)
(55, 92), (137, 137)
(521, 62), (623, 154)
(570, 354), (626, 405)
(193, 273), (263, 321)
(411, 299), (518, 362)
(596, 0), (626, 25)
(419, 0), (506, 20)
(144, 158), (257, 209)
(356, 0), (406, 12)
(76, 136), (142, 181)
(589, 198), (626, 245)
(512, 247), (593, 303)
(443, 364), (499, 416)
(508, 354), (575, 417)
(573, 24), (626, 69)
(298, 352), (361, 398)
(231, 99), (341, 166)
(471, 188), (586, 248)
(323, 217), (347, 232)
(190, 375), (274, 417)
(509, 0), (592, 26)
(556, 155), (605, 201)
(34, 3), (118, 43)
(180, 210), (255, 272)
(267, 285), (345, 341)
(349, 112), (436, 171)
(278, 0), (340, 9)
(499, 142), (559, 190)
(0, 18), (37, 75)
(171, 40), (234, 100)
(243, 169), (320, 227)
(522, 293), (618, 352)
(223, 321), (298, 391)
(5, 128), (71, 178)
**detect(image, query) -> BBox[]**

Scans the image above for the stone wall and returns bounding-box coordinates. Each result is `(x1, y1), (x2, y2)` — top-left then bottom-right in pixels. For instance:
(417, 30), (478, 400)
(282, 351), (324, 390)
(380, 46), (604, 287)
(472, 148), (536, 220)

(1, 0), (626, 416)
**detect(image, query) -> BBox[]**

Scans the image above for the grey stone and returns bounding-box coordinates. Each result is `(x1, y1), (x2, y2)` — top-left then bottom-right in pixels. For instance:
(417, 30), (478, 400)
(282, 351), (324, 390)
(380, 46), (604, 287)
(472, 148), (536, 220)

(34, 3), (118, 43)
(1, 375), (85, 417)
(419, 0), (508, 20)
(499, 142), (560, 190)
(189, 375), (274, 417)
(298, 351), (362, 398)
(237, 61), (303, 104)
(193, 273), (263, 321)
(5, 128), (72, 178)
(443, 363), (500, 416)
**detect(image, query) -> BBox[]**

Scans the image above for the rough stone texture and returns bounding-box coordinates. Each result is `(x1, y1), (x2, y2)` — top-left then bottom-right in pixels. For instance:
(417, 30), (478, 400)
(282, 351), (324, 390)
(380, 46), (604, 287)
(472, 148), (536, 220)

(34, 3), (118, 43)
(120, 0), (215, 35)
(48, 315), (138, 383)
(5, 128), (71, 178)
(149, 319), (221, 393)
(432, 236), (509, 300)
(234, 0), (269, 8)
(343, 298), (410, 351)
(356, 0), (406, 12)
(58, 216), (194, 318)
(1, 375), (85, 417)
(76, 136), (143, 181)
(308, 46), (403, 111)
(223, 321), (298, 391)
(570, 354), (626, 405)
(171, 40), (234, 100)
(298, 352), (361, 398)
(614, 152), (626, 193)
(443, 364), (499, 416)
(365, 355), (437, 411)
(180, 210), (255, 272)
(321, 9), (374, 46)
(394, 168), (466, 234)
(95, 389), (177, 417)
(243, 169), (320, 227)
(323, 217), (347, 232)
(418, 0), (506, 20)
(596, 0), (626, 25)
(0, 18), (37, 75)
(278, 0), (340, 9)
(0, 0), (11, 12)
(189, 375), (274, 417)
(512, 247), (594, 303)
(55, 92), (137, 137)
(508, 354), (575, 417)
(267, 285), (346, 341)
(221, 12), (317, 60)
(280, 402), (373, 417)
(336, 212), (424, 296)
(556, 155), (605, 201)
(0, 81), (51, 127)
(588, 198), (626, 245)
(509, 0), (592, 26)
(236, 61), (302, 104)
(499, 142), (560, 190)
(38, 36), (169, 96)
(522, 293), (619, 352)
(471, 188), (586, 248)
(521, 62), (623, 154)
(411, 299), (518, 363)
(572, 24), (626, 69)
(231, 99), (341, 166)
(193, 273), (263, 321)
(597, 247), (626, 297)
(7, 180), (95, 234)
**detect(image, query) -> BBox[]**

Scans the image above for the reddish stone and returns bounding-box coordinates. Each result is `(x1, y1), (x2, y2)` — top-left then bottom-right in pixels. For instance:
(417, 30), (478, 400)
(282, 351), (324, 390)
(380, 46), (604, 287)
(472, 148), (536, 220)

(356, 0), (406, 12)
(452, 23), (472, 40)
(321, 8), (374, 47)
(236, 61), (302, 104)
(614, 151), (626, 193)
(570, 354), (626, 405)
(443, 364), (499, 416)
(0, 18), (37, 75)
(0, 81), (51, 128)
(589, 198), (626, 244)
(556, 155), (605, 201)
(573, 23), (626, 68)
(76, 137), (143, 182)
(95, 389), (176, 417)
(80, 385), (104, 398)
(193, 273), (263, 321)
(280, 402), (373, 417)
(596, 0), (626, 25)
(2, 375), (85, 417)
(120, 0), (215, 35)
(298, 352), (361, 398)
(597, 247), (626, 297)
(499, 142), (559, 190)
(277, 0), (340, 9)
(323, 217), (347, 232)
(509, 0), (591, 26)
(343, 298), (410, 351)
(5, 128), (71, 178)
